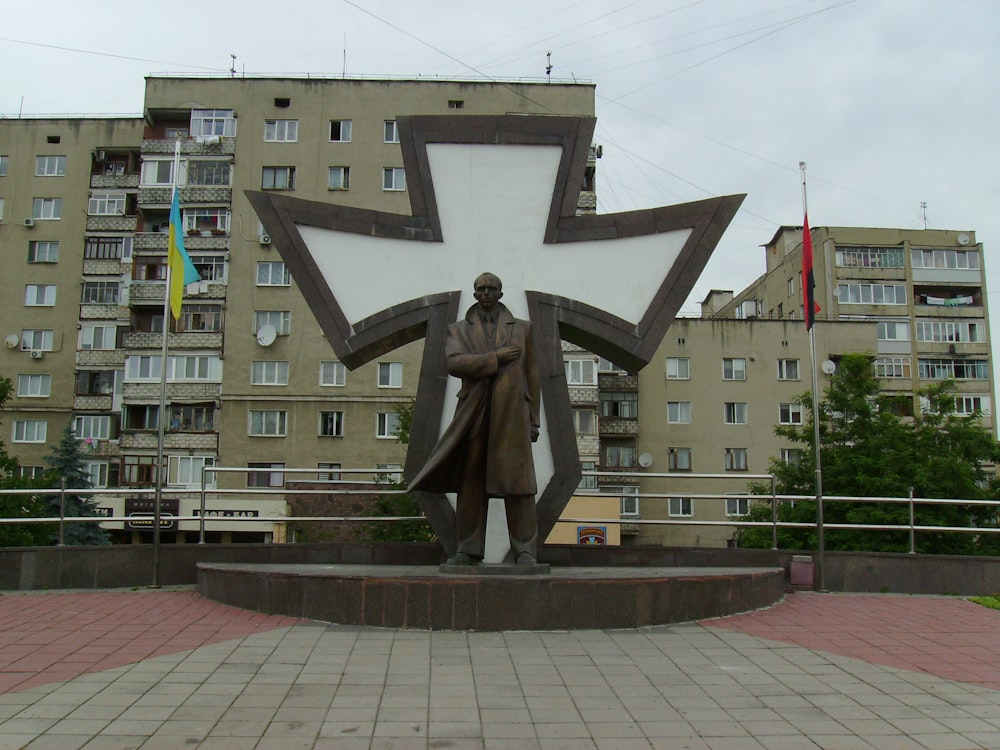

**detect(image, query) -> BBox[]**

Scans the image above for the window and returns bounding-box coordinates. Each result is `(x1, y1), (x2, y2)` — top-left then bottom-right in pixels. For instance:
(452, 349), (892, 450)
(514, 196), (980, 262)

(81, 281), (119, 304)
(17, 374), (51, 397)
(28, 241), (59, 263)
(952, 396), (990, 416)
(605, 446), (635, 468)
(915, 320), (985, 343)
(254, 310), (291, 336)
(565, 359), (597, 385)
(877, 321), (910, 341)
(726, 495), (751, 517)
(329, 119), (352, 142)
(376, 464), (402, 484)
(168, 404), (215, 432)
(73, 415), (110, 441)
(125, 355), (162, 381)
(448, 100), (465, 109)
(79, 325), (117, 350)
(599, 357), (624, 372)
(383, 120), (399, 143)
(178, 304), (223, 332)
(0, 155), (6, 175)
(779, 403), (804, 425)
(140, 159), (174, 186)
(85, 236), (130, 260)
(572, 409), (596, 435)
(190, 254), (226, 282)
(251, 360), (289, 386)
(377, 411), (400, 439)
(320, 361), (346, 386)
(666, 357), (690, 380)
(378, 362), (402, 388)
(918, 358), (989, 380)
(319, 411), (345, 437)
(264, 119), (298, 142)
(184, 208), (230, 233)
(247, 462), (284, 488)
(667, 401), (691, 424)
(328, 166), (350, 190)
(122, 455), (160, 486)
(24, 284), (56, 306)
(619, 487), (639, 517)
(124, 405), (160, 430)
(781, 448), (802, 466)
(35, 155), (66, 176)
(911, 247), (980, 270)
(382, 167), (405, 191)
(836, 245), (905, 268)
(168, 456), (216, 488)
(21, 329), (54, 351)
(256, 261), (290, 286)
(725, 448), (748, 471)
(18, 466), (46, 480)
(836, 283), (907, 305)
(777, 359), (800, 380)
(601, 391), (637, 418)
(76, 370), (115, 396)
(88, 192), (126, 215)
(317, 463), (342, 482)
(787, 277), (795, 296)
(84, 462), (110, 489)
(669, 497), (692, 517)
(249, 410), (287, 437)
(188, 160), (231, 186)
(723, 358), (747, 381)
(191, 109), (236, 138)
(579, 460), (597, 490)
(32, 198), (62, 220)
(167, 355), (223, 381)
(13, 420), (47, 443)
(668, 447), (691, 472)
(262, 166), (295, 190)
(724, 402), (748, 425)
(874, 357), (911, 379)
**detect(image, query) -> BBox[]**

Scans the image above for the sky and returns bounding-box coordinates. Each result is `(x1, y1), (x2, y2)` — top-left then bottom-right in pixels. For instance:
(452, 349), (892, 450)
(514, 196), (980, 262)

(2, 0), (997, 323)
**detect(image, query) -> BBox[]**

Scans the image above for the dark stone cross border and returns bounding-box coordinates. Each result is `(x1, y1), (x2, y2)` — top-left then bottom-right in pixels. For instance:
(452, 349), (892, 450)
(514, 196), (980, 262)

(248, 115), (743, 555)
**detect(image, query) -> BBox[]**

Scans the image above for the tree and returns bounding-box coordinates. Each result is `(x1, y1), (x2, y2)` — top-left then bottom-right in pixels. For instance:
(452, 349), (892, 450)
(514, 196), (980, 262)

(739, 353), (1000, 554)
(42, 421), (110, 545)
(360, 399), (436, 543)
(0, 377), (49, 547)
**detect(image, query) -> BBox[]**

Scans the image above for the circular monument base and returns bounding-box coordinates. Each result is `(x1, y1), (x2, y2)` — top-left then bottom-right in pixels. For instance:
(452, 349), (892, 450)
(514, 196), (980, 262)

(197, 562), (784, 631)
(439, 562), (551, 576)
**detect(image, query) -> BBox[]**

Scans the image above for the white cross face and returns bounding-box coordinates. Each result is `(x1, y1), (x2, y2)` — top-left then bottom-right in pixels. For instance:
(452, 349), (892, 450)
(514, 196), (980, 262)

(248, 115), (744, 557)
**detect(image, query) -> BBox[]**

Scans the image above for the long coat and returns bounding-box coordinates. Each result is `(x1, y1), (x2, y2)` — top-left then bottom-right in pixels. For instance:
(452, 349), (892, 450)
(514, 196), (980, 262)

(408, 302), (540, 497)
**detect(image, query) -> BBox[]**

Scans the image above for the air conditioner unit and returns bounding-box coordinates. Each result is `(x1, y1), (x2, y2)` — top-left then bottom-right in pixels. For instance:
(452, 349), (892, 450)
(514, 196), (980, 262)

(30, 350), (44, 359)
(259, 234), (271, 245)
(95, 150), (106, 162)
(23, 218), (35, 228)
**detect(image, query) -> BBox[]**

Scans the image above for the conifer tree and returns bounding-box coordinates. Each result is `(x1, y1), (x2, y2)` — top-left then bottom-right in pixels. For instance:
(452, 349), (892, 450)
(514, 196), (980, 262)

(43, 421), (110, 545)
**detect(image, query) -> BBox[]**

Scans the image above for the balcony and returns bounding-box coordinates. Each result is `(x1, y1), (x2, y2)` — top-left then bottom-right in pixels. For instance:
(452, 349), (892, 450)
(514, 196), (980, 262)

(142, 138), (235, 156)
(83, 259), (123, 276)
(76, 349), (127, 368)
(123, 382), (221, 402)
(79, 439), (120, 459)
(138, 185), (233, 207)
(80, 303), (124, 321)
(74, 394), (113, 411)
(123, 331), (224, 351)
(598, 417), (639, 437)
(86, 215), (137, 232)
(119, 430), (219, 451)
(90, 174), (140, 190)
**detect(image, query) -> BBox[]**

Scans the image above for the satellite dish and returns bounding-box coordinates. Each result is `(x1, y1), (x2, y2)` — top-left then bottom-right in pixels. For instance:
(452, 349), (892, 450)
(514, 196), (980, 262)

(821, 360), (836, 375)
(256, 324), (277, 347)
(638, 452), (653, 468)
(4, 334), (19, 349)
(957, 233), (970, 246)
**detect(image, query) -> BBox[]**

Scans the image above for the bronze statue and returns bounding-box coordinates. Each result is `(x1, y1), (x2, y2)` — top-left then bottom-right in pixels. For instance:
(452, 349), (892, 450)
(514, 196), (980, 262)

(408, 272), (540, 565)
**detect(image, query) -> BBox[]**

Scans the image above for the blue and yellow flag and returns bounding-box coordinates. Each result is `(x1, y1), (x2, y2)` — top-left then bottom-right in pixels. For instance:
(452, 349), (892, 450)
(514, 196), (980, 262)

(167, 191), (201, 320)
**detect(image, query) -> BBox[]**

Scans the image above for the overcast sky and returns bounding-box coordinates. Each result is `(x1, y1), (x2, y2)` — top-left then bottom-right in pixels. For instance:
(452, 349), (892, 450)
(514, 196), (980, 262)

(2, 0), (997, 324)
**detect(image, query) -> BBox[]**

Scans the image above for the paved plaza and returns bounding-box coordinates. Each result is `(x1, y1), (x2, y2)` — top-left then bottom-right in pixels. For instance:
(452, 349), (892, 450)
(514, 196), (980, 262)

(1, 588), (999, 749)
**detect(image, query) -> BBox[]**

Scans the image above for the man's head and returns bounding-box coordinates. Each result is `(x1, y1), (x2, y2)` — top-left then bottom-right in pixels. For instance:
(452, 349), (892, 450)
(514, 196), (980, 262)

(473, 272), (503, 310)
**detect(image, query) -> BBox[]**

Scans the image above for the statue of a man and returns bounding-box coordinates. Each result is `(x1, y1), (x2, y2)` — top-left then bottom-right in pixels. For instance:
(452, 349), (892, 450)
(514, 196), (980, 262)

(408, 272), (540, 565)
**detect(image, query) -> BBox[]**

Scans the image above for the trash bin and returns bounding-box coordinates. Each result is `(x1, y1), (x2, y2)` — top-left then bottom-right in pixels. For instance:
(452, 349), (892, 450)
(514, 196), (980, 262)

(790, 554), (814, 587)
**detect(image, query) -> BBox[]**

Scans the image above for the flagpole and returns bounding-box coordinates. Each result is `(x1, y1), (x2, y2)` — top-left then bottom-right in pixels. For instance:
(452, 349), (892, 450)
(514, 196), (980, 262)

(151, 141), (182, 586)
(800, 161), (825, 592)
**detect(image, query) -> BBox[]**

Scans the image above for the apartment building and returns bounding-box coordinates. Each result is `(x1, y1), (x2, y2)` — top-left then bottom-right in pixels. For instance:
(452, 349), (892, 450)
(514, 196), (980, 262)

(619, 226), (994, 547)
(0, 76), (597, 543)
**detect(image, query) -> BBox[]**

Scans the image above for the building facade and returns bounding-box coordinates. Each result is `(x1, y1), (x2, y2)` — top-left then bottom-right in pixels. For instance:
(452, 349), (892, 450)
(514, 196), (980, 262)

(0, 76), (596, 543)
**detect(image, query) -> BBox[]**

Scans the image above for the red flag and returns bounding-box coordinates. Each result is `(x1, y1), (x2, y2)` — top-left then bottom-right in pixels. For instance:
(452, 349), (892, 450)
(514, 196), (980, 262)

(802, 213), (819, 329)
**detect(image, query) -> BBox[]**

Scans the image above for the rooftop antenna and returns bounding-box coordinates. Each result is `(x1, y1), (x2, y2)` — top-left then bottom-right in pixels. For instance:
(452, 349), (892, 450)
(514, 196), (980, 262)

(343, 34), (347, 78)
(545, 51), (553, 82)
(230, 54), (237, 78)
(920, 200), (928, 229)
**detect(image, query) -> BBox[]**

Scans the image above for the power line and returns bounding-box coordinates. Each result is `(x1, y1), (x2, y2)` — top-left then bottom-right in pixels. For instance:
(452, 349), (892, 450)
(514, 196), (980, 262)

(0, 36), (225, 72)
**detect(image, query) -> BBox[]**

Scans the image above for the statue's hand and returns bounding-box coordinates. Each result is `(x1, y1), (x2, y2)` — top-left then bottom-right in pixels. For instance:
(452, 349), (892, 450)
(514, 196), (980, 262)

(530, 426), (540, 443)
(496, 345), (522, 364)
